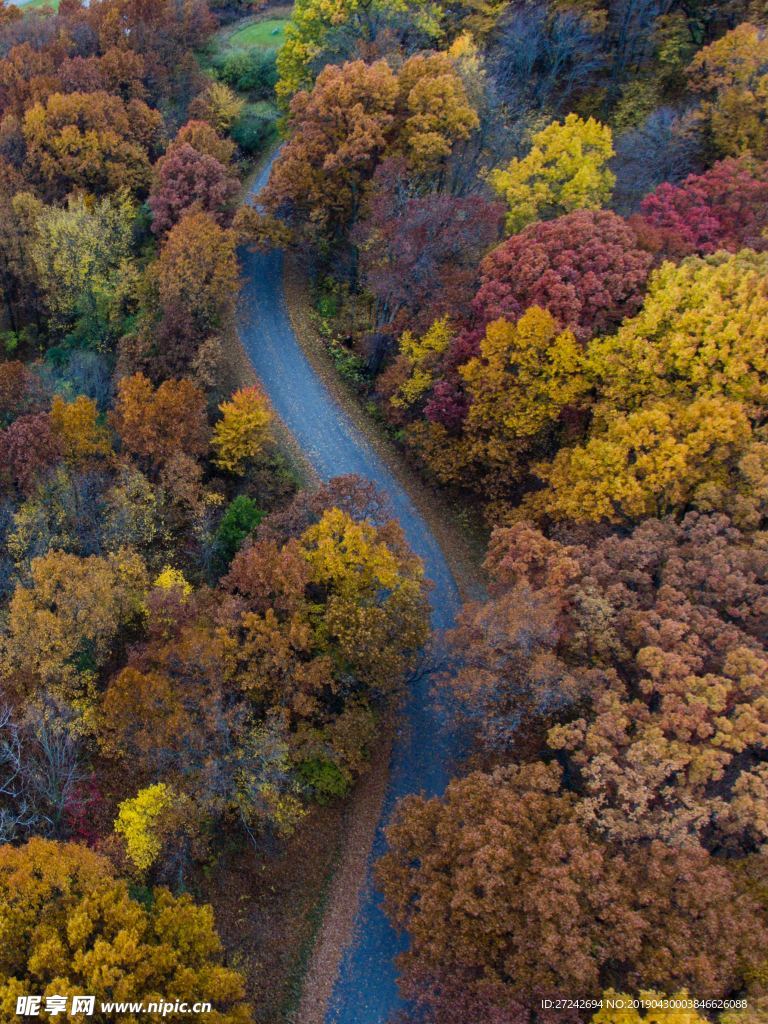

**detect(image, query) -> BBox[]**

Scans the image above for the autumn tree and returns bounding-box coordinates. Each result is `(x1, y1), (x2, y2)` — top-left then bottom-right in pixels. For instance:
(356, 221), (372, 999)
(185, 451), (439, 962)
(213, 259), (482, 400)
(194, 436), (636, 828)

(97, 586), (310, 835)
(264, 59), (399, 246)
(0, 43), (62, 120)
(387, 317), (455, 414)
(490, 114), (615, 233)
(111, 373), (209, 469)
(149, 142), (240, 236)
(377, 761), (762, 1006)
(155, 210), (239, 362)
(525, 395), (755, 525)
(97, 663), (209, 779)
(545, 519), (768, 848)
(3, 462), (128, 571)
(98, 464), (162, 555)
(264, 56), (478, 247)
(189, 81), (244, 133)
(394, 306), (592, 507)
(22, 91), (162, 198)
(114, 781), (174, 872)
(0, 838), (251, 1022)
(2, 548), (148, 702)
(0, 362), (47, 427)
(225, 506), (430, 702)
(222, 537), (313, 618)
(213, 503), (429, 800)
(211, 387), (273, 475)
(442, 540), (590, 753)
(459, 309), (590, 490)
(471, 210), (652, 342)
(19, 191), (136, 346)
(549, 646), (768, 848)
(636, 157), (768, 256)
(393, 51), (479, 174)
(355, 157), (503, 334)
(0, 413), (61, 496)
(175, 120), (236, 166)
(508, 250), (768, 527)
(387, 235), (768, 523)
(232, 205), (294, 251)
(453, 515), (768, 849)
(298, 508), (429, 685)
(50, 395), (112, 464)
(687, 23), (768, 157)
(589, 250), (768, 413)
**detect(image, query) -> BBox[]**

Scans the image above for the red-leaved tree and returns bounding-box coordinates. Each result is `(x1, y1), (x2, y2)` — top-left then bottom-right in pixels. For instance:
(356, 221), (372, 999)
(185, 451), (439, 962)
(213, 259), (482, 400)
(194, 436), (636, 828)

(635, 157), (768, 257)
(472, 209), (652, 342)
(149, 142), (239, 235)
(0, 412), (61, 494)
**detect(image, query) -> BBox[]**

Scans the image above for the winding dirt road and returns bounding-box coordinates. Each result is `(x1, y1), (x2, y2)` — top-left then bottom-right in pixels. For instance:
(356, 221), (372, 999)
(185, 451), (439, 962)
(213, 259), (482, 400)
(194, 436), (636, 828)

(238, 156), (464, 1024)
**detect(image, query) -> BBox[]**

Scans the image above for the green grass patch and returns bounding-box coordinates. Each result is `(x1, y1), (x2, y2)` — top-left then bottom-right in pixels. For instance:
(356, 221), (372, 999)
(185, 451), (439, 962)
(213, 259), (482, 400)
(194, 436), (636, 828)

(197, 13), (285, 161)
(227, 18), (287, 50)
(20, 0), (60, 10)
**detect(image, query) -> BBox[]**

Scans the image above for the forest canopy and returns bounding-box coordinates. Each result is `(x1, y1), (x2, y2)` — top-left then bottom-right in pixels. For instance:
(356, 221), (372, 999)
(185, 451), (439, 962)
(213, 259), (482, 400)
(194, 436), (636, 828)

(3, 0), (768, 1020)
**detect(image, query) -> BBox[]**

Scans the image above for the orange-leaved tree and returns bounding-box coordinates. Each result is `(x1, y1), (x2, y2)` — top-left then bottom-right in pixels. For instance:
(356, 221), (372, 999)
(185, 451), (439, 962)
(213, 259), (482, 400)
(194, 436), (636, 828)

(111, 373), (209, 470)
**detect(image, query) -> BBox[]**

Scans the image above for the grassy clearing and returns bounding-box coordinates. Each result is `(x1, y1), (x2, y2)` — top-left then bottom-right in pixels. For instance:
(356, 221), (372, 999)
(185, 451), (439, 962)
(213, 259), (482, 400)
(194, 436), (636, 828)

(207, 9), (290, 67)
(19, 0), (60, 10)
(227, 17), (287, 50)
(198, 11), (289, 162)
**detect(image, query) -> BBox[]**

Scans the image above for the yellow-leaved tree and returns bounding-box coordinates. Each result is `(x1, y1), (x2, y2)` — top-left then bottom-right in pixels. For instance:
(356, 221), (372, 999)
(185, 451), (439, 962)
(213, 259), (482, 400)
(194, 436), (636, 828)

(395, 52), (480, 173)
(153, 565), (193, 596)
(400, 309), (591, 520)
(191, 81), (245, 133)
(2, 548), (148, 703)
(460, 308), (590, 479)
(490, 113), (615, 233)
(50, 395), (112, 463)
(524, 396), (755, 524)
(687, 22), (768, 157)
(298, 507), (430, 691)
(115, 782), (174, 872)
(391, 317), (454, 410)
(16, 190), (135, 346)
(212, 386), (273, 475)
(589, 250), (768, 412)
(0, 838), (251, 1022)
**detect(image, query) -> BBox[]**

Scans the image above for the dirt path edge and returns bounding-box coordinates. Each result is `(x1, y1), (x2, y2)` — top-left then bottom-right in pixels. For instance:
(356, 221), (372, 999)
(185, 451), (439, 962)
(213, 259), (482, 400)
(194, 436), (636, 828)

(281, 258), (487, 1024)
(292, 718), (395, 1024)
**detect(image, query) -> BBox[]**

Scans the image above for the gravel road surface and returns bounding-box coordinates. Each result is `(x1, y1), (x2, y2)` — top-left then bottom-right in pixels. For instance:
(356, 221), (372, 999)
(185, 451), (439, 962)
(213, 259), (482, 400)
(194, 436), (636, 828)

(239, 156), (464, 1024)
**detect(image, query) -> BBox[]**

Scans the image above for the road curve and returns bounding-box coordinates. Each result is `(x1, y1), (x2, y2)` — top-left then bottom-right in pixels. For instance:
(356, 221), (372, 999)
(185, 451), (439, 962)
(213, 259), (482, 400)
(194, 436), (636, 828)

(239, 156), (463, 1024)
